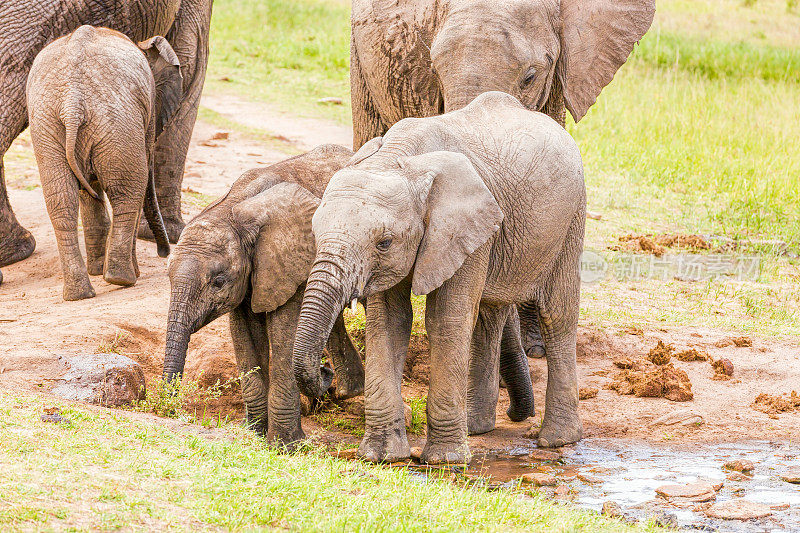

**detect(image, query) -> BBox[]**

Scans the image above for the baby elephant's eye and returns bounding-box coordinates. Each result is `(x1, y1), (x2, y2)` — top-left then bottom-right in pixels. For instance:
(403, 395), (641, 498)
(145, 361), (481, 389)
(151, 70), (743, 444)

(211, 274), (226, 289)
(376, 237), (393, 251)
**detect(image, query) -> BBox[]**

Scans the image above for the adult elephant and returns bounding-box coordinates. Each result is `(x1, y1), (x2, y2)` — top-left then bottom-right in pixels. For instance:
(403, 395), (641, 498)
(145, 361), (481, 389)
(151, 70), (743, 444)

(349, 0), (655, 446)
(0, 0), (213, 273)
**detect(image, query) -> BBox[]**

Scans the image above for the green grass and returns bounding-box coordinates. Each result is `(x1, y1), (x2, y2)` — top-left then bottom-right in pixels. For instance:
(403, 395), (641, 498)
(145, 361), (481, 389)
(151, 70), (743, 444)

(0, 391), (659, 532)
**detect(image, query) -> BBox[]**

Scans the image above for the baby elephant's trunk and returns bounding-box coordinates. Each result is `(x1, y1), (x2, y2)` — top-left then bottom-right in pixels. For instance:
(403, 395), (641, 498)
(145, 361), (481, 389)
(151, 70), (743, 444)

(143, 171), (171, 257)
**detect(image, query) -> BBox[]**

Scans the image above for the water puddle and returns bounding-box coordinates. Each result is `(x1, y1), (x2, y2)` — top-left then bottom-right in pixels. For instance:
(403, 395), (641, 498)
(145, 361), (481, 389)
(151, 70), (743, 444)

(402, 439), (800, 531)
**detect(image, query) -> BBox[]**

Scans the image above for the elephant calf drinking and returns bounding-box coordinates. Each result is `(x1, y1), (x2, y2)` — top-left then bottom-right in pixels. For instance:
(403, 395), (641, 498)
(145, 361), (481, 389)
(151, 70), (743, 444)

(293, 92), (586, 464)
(26, 26), (178, 300)
(163, 145), (365, 446)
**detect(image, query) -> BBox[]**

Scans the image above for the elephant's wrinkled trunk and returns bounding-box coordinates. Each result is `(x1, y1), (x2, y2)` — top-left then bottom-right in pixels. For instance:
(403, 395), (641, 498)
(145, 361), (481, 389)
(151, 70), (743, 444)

(163, 278), (202, 382)
(293, 255), (354, 398)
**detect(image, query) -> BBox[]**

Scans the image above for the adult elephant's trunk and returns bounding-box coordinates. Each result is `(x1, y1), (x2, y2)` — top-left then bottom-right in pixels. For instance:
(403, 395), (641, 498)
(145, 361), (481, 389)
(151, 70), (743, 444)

(293, 255), (353, 399)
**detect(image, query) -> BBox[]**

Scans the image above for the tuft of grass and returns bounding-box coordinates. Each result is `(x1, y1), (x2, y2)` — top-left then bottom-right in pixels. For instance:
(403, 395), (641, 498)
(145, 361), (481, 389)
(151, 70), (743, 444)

(96, 332), (131, 355)
(407, 396), (428, 435)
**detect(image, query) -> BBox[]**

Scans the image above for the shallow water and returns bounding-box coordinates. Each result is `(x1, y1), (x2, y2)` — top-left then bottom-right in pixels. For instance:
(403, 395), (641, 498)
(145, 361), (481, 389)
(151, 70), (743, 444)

(406, 439), (800, 531)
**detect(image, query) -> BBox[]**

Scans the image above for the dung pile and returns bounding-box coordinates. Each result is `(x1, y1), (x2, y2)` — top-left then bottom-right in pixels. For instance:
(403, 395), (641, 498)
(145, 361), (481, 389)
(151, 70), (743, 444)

(752, 391), (800, 414)
(606, 359), (693, 402)
(609, 233), (712, 257)
(675, 348), (709, 362)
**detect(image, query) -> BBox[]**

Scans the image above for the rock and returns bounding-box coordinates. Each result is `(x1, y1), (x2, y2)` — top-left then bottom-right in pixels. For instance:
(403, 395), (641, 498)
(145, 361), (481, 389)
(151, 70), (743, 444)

(649, 409), (703, 427)
(723, 459), (754, 474)
(586, 211), (602, 220)
(726, 471), (752, 482)
(528, 449), (562, 462)
(577, 472), (603, 484)
(404, 403), (413, 428)
(647, 340), (674, 365)
(51, 353), (145, 407)
(655, 482), (717, 502)
(649, 511), (678, 528)
(601, 501), (623, 518)
(40, 406), (71, 425)
(521, 473), (557, 486)
(410, 447), (423, 461)
(705, 500), (772, 520)
(579, 387), (598, 400)
(553, 484), (571, 498)
(711, 358), (734, 379)
(780, 468), (800, 483)
(317, 97), (344, 105)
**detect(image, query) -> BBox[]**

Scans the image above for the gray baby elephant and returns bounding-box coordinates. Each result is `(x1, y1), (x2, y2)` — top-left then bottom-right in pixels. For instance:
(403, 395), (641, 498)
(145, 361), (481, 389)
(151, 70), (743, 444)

(293, 92), (586, 464)
(27, 26), (179, 301)
(163, 146), (366, 446)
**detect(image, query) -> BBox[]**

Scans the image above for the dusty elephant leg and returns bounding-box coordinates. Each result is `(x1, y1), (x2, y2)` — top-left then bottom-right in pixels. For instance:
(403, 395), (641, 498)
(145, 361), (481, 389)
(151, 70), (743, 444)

(536, 215), (584, 448)
(466, 304), (503, 435)
(230, 302), (270, 436)
(0, 96), (37, 267)
(350, 36), (388, 150)
(358, 278), (413, 463)
(422, 257), (487, 465)
(266, 288), (307, 447)
(39, 155), (94, 301)
(518, 301), (546, 358)
(500, 306), (536, 422)
(79, 176), (109, 276)
(327, 312), (365, 400)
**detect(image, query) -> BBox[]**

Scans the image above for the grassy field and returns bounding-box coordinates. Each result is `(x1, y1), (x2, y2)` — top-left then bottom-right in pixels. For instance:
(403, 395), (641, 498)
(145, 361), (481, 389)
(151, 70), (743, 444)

(0, 391), (661, 532)
(205, 0), (800, 338)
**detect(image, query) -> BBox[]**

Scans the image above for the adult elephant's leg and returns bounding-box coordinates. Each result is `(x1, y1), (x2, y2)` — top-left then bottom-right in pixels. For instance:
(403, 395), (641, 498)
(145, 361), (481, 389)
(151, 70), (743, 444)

(326, 312), (365, 400)
(350, 38), (388, 150)
(265, 288), (308, 447)
(466, 304), (503, 435)
(230, 301), (269, 436)
(500, 306), (536, 422)
(536, 214), (584, 448)
(358, 277), (413, 463)
(422, 255), (488, 465)
(0, 90), (36, 267)
(38, 151), (94, 301)
(141, 0), (213, 243)
(518, 302), (546, 358)
(79, 175), (109, 276)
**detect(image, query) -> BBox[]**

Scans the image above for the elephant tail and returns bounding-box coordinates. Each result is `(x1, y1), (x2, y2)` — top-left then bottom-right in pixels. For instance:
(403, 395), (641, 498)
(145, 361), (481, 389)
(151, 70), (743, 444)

(63, 106), (100, 200)
(143, 170), (171, 257)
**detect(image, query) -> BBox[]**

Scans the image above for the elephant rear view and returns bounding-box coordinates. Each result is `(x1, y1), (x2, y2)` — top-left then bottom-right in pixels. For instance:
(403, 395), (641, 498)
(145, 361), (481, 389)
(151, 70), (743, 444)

(26, 26), (179, 301)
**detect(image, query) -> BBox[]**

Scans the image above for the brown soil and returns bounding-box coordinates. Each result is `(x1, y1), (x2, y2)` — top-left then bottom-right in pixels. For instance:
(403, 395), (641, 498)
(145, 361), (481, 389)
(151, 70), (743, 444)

(2, 94), (799, 453)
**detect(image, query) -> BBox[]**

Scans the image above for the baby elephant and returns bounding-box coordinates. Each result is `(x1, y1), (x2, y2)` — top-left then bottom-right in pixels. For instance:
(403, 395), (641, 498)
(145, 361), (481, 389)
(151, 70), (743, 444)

(27, 25), (178, 301)
(293, 92), (586, 464)
(163, 145), (365, 446)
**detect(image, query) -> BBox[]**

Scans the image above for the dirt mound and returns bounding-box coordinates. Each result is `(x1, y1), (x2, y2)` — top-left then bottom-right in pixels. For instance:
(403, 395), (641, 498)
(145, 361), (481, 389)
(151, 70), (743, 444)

(752, 391), (800, 414)
(675, 348), (709, 362)
(609, 233), (712, 257)
(606, 359), (693, 402)
(647, 340), (675, 365)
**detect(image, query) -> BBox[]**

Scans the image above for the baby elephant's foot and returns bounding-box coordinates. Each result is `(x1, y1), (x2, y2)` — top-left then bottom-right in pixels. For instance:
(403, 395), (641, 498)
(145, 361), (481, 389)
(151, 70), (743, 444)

(358, 427), (409, 463)
(537, 416), (583, 448)
(420, 441), (472, 465)
(87, 256), (105, 276)
(63, 275), (95, 301)
(104, 262), (137, 287)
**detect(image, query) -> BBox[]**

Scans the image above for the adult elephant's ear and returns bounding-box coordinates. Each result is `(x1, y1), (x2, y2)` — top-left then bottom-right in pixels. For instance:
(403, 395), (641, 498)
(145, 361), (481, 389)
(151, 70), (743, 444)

(348, 136), (383, 166)
(401, 151), (503, 296)
(138, 36), (184, 137)
(558, 0), (655, 122)
(232, 182), (321, 313)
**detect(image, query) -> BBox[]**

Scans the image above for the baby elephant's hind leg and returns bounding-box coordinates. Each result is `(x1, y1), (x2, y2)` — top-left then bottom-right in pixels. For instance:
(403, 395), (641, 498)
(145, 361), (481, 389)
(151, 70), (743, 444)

(39, 153), (94, 300)
(80, 175), (109, 276)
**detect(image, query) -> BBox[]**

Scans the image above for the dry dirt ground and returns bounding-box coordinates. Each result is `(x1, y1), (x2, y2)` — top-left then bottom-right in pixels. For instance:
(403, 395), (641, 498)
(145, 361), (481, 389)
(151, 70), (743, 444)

(1, 92), (798, 453)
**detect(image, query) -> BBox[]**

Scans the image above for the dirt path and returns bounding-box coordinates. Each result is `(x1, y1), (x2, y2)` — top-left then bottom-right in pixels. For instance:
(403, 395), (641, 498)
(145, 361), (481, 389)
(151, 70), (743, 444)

(1, 93), (798, 453)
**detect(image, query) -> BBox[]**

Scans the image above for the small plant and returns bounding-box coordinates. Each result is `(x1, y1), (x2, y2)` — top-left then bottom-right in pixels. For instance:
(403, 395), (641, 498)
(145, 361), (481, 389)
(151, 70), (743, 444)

(97, 331), (130, 355)
(788, 0), (797, 11)
(407, 396), (427, 435)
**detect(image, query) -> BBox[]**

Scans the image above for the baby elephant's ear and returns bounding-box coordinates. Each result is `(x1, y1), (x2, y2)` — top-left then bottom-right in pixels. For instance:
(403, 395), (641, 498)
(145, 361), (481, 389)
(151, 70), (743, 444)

(232, 182), (321, 314)
(138, 36), (183, 137)
(403, 151), (504, 296)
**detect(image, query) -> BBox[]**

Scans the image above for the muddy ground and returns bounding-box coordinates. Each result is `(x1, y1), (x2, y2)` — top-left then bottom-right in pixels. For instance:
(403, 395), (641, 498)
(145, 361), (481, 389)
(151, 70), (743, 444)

(1, 93), (799, 455)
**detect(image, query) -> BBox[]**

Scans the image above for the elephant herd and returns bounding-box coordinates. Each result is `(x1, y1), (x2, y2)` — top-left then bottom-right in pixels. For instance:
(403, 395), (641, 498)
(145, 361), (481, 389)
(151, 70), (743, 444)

(0, 0), (655, 464)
